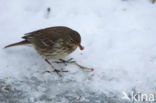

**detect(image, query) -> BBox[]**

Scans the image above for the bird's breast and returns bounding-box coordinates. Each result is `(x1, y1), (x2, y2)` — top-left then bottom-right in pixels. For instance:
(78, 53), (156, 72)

(39, 42), (77, 60)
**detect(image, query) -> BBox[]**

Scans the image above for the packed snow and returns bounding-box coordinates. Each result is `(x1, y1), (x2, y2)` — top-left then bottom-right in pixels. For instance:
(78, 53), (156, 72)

(0, 0), (156, 102)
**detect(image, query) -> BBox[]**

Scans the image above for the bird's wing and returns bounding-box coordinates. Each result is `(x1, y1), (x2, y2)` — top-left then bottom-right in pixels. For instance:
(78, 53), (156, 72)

(22, 29), (59, 49)
(22, 27), (72, 49)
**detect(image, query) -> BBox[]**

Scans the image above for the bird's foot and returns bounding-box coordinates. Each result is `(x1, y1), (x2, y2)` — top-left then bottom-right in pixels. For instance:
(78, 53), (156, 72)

(43, 69), (68, 77)
(53, 69), (68, 73)
(54, 58), (75, 65)
(44, 69), (68, 73)
(53, 58), (94, 72)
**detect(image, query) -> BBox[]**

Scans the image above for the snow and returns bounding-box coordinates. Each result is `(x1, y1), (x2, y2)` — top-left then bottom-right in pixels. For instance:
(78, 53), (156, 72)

(0, 0), (156, 102)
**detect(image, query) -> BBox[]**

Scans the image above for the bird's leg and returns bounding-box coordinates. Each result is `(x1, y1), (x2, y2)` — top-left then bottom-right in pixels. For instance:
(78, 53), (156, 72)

(44, 59), (68, 75)
(55, 58), (94, 72)
(73, 62), (94, 72)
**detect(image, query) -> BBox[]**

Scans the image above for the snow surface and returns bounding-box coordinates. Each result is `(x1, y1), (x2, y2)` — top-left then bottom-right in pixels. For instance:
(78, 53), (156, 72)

(0, 0), (156, 102)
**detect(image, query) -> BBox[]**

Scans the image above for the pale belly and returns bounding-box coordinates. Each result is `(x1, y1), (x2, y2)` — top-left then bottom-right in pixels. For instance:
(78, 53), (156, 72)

(37, 46), (77, 60)
(32, 40), (78, 60)
(45, 51), (71, 59)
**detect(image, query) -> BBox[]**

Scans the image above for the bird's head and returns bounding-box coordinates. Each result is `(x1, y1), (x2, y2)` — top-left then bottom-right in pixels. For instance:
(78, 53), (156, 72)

(67, 31), (84, 50)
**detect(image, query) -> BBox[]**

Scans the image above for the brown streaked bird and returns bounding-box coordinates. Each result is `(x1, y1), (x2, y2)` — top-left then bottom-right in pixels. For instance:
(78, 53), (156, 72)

(4, 26), (84, 73)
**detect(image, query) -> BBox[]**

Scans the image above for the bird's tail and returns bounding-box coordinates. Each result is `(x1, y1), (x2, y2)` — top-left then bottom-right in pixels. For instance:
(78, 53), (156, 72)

(4, 40), (30, 48)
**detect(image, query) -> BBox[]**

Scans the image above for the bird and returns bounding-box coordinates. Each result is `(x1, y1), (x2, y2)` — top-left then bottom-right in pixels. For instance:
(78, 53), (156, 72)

(4, 26), (84, 73)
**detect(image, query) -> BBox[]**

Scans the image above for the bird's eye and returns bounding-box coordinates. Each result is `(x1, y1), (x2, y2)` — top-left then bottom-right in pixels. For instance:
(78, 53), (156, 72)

(70, 39), (73, 42)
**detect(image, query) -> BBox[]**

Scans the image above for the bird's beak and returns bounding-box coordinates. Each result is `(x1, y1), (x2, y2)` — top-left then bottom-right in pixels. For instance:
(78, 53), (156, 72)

(78, 44), (84, 50)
